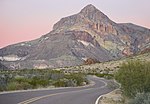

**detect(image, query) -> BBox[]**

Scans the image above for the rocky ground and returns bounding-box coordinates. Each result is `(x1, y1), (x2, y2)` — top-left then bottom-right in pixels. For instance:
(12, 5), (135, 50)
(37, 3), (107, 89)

(99, 89), (128, 104)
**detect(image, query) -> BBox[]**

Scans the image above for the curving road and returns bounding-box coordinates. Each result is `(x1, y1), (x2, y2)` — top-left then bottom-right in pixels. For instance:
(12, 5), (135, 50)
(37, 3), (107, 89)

(0, 76), (114, 104)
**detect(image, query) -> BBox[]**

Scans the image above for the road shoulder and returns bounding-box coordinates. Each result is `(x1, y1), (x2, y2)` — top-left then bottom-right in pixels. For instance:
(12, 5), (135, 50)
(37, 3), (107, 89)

(99, 89), (127, 104)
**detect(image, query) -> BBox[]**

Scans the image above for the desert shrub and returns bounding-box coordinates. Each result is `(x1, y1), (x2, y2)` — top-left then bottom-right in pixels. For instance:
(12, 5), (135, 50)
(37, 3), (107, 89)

(50, 73), (64, 80)
(65, 73), (87, 86)
(88, 73), (114, 79)
(14, 76), (29, 84)
(7, 81), (32, 91)
(0, 77), (8, 91)
(129, 93), (150, 104)
(28, 77), (49, 88)
(115, 60), (150, 97)
(7, 82), (22, 90)
(7, 82), (18, 90)
(0, 86), (6, 91)
(21, 82), (32, 90)
(53, 80), (66, 87)
(95, 73), (114, 79)
(66, 79), (77, 87)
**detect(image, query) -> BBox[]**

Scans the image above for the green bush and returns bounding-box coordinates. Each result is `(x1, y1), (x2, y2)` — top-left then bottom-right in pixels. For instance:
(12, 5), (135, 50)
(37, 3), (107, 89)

(95, 73), (114, 79)
(115, 60), (150, 97)
(50, 73), (64, 80)
(7, 82), (32, 91)
(14, 76), (29, 84)
(53, 80), (66, 87)
(28, 77), (49, 88)
(21, 82), (32, 90)
(129, 93), (150, 104)
(66, 79), (77, 87)
(7, 82), (21, 91)
(0, 86), (6, 91)
(65, 73), (87, 86)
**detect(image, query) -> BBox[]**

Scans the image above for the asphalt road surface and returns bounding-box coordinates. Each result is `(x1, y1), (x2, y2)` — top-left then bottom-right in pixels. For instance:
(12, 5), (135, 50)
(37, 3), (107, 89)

(0, 76), (114, 104)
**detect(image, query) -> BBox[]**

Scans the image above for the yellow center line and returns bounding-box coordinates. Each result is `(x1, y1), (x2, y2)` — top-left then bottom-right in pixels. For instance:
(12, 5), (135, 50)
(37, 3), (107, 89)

(18, 79), (107, 104)
(18, 88), (93, 104)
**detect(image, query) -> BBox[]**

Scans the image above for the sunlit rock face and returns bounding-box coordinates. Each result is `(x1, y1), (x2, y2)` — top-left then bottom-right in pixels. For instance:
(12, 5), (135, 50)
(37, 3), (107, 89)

(0, 4), (150, 69)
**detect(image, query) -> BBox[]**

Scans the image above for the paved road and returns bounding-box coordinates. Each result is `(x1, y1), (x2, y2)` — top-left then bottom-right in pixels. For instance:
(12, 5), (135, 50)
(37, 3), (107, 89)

(0, 76), (114, 104)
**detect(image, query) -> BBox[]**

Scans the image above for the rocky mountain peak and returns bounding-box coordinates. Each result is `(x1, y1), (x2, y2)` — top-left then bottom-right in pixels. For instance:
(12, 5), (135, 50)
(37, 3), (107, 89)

(53, 4), (113, 32)
(79, 4), (110, 22)
(80, 4), (98, 13)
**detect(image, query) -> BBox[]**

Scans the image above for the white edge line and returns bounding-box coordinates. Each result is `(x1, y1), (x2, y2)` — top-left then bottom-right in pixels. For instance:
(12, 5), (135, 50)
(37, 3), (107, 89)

(95, 95), (102, 104)
(95, 88), (119, 104)
(95, 79), (108, 104)
(95, 79), (121, 104)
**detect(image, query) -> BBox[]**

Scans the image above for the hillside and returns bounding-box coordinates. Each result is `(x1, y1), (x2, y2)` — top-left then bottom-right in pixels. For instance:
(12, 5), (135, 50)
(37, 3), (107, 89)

(58, 52), (150, 74)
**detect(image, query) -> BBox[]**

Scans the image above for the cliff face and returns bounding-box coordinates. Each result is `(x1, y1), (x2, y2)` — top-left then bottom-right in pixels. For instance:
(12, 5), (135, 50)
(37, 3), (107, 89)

(0, 4), (150, 69)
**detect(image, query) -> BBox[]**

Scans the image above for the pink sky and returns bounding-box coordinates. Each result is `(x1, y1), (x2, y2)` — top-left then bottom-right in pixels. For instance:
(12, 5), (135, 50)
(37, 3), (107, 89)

(0, 0), (150, 48)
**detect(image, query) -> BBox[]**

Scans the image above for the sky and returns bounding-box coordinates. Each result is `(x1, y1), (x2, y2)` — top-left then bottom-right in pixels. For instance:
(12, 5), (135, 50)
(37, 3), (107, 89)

(0, 0), (150, 48)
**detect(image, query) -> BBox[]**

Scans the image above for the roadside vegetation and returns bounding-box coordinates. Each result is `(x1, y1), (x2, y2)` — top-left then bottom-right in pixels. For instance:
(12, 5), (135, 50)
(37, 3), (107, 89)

(0, 69), (88, 92)
(129, 93), (150, 104)
(115, 60), (150, 104)
(88, 73), (114, 79)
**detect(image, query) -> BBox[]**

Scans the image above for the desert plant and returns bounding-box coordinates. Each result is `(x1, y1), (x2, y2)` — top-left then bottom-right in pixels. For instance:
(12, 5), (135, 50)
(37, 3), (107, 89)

(129, 93), (150, 104)
(115, 60), (150, 97)
(53, 79), (66, 87)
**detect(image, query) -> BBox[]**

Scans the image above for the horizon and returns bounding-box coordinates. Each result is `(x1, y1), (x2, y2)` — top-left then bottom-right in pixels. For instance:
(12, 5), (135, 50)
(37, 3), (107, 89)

(1, 0), (150, 48)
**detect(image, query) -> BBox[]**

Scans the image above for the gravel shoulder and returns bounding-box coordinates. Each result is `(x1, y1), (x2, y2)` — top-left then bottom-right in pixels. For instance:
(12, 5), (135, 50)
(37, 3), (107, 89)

(99, 89), (129, 104)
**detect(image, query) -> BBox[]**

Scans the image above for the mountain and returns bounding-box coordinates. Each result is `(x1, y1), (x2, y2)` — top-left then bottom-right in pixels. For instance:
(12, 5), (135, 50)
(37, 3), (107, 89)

(0, 4), (150, 69)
